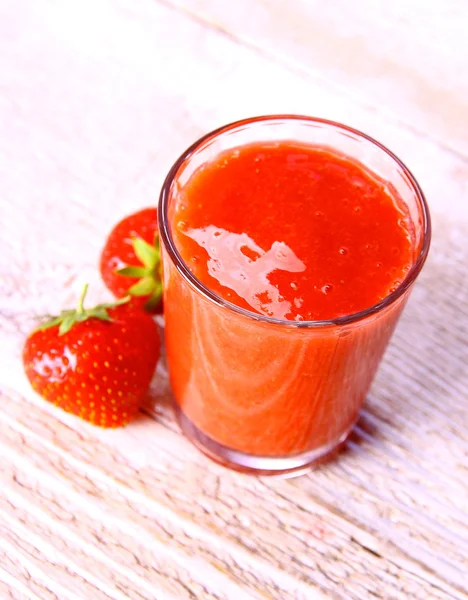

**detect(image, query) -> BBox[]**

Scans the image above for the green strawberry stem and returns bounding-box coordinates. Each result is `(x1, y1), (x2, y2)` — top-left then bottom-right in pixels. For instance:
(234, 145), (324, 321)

(115, 236), (162, 310)
(77, 283), (89, 316)
(36, 285), (129, 336)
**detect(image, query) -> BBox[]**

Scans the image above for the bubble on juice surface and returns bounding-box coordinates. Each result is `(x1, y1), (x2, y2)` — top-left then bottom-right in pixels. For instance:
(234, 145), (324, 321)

(321, 284), (334, 295)
(389, 279), (403, 293)
(364, 242), (379, 254)
(339, 247), (348, 256)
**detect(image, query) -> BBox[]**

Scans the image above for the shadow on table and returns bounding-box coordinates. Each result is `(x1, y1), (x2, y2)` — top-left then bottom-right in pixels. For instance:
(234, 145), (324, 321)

(141, 329), (179, 431)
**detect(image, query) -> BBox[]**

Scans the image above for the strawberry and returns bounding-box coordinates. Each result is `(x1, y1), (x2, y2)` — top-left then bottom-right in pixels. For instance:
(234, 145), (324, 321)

(99, 208), (162, 312)
(23, 285), (160, 428)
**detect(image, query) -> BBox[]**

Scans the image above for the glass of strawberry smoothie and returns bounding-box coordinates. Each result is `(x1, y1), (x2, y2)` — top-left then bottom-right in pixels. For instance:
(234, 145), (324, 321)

(158, 116), (431, 475)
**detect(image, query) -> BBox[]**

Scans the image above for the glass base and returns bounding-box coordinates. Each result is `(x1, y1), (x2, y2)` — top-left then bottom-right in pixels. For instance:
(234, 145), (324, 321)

(174, 404), (356, 477)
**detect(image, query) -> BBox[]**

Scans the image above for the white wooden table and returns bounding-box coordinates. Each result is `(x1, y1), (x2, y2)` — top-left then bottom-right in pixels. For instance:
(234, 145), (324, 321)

(1, 1), (467, 598)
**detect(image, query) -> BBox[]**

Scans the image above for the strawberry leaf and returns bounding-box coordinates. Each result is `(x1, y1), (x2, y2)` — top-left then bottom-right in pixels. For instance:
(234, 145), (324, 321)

(99, 297), (130, 309)
(59, 313), (76, 335)
(116, 266), (148, 278)
(133, 237), (159, 270)
(36, 315), (65, 332)
(128, 277), (156, 297)
(35, 285), (130, 336)
(113, 236), (162, 311)
(88, 307), (113, 321)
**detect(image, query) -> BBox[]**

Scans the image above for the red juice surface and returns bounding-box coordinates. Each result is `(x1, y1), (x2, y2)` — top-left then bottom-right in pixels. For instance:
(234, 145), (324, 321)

(173, 142), (413, 321)
(165, 140), (416, 457)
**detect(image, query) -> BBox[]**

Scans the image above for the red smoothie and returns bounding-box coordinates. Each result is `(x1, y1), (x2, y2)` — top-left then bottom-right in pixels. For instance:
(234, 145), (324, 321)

(160, 118), (429, 471)
(173, 142), (413, 322)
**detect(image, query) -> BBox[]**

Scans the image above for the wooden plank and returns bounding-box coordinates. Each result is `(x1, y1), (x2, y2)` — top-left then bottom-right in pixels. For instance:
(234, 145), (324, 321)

(0, 391), (465, 599)
(164, 0), (468, 157)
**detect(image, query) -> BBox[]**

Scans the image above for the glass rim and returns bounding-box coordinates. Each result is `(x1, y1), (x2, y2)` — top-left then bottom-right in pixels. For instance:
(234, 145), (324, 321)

(158, 114), (432, 329)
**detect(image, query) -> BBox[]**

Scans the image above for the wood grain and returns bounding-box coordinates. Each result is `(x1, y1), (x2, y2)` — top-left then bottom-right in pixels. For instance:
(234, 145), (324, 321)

(166, 0), (468, 157)
(1, 389), (466, 600)
(0, 0), (467, 598)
